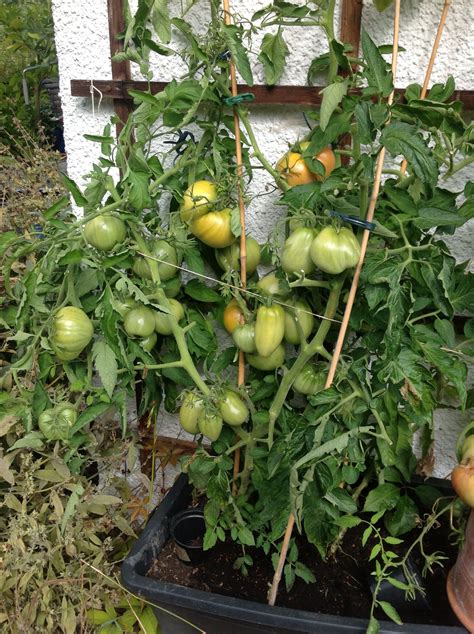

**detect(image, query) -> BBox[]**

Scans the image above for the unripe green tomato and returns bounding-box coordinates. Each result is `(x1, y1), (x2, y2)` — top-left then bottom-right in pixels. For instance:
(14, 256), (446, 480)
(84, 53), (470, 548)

(115, 298), (139, 317)
(38, 403), (77, 441)
(310, 226), (360, 275)
(293, 364), (326, 396)
(281, 227), (316, 277)
(84, 214), (126, 251)
(215, 237), (261, 276)
(140, 332), (157, 352)
(50, 306), (94, 361)
(256, 273), (290, 298)
(179, 392), (204, 434)
(133, 240), (179, 281)
(124, 307), (156, 337)
(163, 275), (182, 298)
(198, 412), (223, 441)
(461, 434), (474, 464)
(232, 323), (257, 353)
(180, 180), (217, 223)
(247, 343), (285, 371)
(284, 299), (314, 344)
(154, 299), (185, 335)
(219, 390), (249, 427)
(255, 304), (285, 357)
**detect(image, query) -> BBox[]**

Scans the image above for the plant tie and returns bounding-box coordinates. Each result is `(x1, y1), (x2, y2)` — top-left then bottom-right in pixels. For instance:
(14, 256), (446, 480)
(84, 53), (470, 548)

(223, 93), (255, 106)
(163, 129), (196, 158)
(329, 211), (375, 232)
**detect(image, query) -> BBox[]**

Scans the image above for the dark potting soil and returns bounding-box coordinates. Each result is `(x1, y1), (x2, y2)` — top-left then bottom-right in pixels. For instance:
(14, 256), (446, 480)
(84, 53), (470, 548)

(148, 518), (460, 627)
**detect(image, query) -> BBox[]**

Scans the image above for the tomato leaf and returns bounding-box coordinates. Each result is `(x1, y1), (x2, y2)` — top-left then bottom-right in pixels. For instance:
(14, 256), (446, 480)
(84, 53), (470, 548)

(185, 279), (221, 303)
(378, 600), (403, 625)
(381, 123), (437, 187)
(319, 79), (348, 132)
(92, 340), (117, 398)
(363, 483), (400, 513)
(151, 0), (171, 43)
(361, 30), (393, 97)
(222, 24), (254, 87)
(258, 28), (289, 86)
(62, 174), (88, 208)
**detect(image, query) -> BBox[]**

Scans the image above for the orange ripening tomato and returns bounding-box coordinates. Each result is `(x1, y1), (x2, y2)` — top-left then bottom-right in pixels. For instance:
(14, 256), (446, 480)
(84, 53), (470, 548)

(276, 143), (336, 188)
(223, 299), (245, 334)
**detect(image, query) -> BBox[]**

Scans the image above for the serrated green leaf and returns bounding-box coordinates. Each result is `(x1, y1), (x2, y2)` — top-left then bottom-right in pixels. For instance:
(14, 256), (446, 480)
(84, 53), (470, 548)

(378, 600), (403, 625)
(361, 30), (393, 96)
(92, 341), (118, 398)
(184, 279), (221, 303)
(151, 0), (171, 43)
(222, 25), (254, 87)
(319, 79), (348, 131)
(258, 29), (289, 86)
(381, 123), (437, 187)
(364, 484), (400, 513)
(62, 175), (88, 208)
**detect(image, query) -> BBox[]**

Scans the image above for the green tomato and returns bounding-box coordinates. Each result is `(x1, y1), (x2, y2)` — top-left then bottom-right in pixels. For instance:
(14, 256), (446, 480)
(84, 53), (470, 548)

(140, 332), (157, 352)
(281, 227), (316, 277)
(219, 390), (249, 427)
(124, 307), (156, 337)
(84, 214), (126, 251)
(232, 323), (257, 353)
(215, 236), (261, 276)
(255, 304), (285, 357)
(180, 180), (217, 223)
(293, 364), (326, 396)
(247, 343), (285, 371)
(256, 273), (290, 297)
(154, 299), (185, 335)
(284, 299), (314, 344)
(38, 403), (77, 441)
(179, 392), (204, 434)
(50, 306), (94, 361)
(133, 240), (179, 282)
(114, 298), (139, 317)
(310, 226), (360, 275)
(163, 275), (182, 298)
(198, 412), (223, 442)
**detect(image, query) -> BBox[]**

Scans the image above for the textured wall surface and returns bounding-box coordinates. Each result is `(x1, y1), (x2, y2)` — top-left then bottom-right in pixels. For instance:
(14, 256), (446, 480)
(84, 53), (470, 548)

(51, 0), (473, 481)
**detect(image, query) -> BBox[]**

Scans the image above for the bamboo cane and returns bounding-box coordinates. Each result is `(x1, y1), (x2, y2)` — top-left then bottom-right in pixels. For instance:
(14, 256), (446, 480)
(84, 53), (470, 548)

(222, 0), (248, 492)
(267, 0), (402, 607)
(400, 0), (452, 174)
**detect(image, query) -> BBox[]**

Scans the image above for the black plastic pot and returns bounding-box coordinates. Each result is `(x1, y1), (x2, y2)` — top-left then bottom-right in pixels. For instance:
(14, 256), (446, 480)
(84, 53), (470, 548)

(170, 508), (207, 564)
(121, 474), (467, 634)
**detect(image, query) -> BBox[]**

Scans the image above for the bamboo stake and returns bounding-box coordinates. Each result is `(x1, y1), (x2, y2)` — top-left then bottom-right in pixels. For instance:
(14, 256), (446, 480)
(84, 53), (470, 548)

(400, 0), (452, 173)
(222, 0), (247, 492)
(267, 0), (402, 608)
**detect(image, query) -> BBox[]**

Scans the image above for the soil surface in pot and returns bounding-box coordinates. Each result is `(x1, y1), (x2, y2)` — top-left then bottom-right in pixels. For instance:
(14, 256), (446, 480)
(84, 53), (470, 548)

(148, 518), (461, 627)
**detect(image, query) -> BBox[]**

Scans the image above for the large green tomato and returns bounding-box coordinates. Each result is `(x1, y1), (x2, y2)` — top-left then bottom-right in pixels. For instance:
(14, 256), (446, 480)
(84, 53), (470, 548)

(281, 227), (316, 277)
(293, 364), (326, 395)
(198, 412), (223, 442)
(84, 214), (126, 251)
(256, 273), (290, 298)
(247, 344), (285, 371)
(162, 275), (182, 298)
(284, 299), (314, 344)
(255, 304), (285, 357)
(133, 240), (179, 281)
(191, 209), (235, 248)
(154, 299), (185, 335)
(50, 306), (94, 361)
(180, 180), (217, 223)
(179, 392), (204, 434)
(219, 390), (249, 427)
(38, 403), (77, 441)
(232, 323), (257, 353)
(124, 307), (156, 337)
(215, 237), (261, 276)
(310, 226), (360, 275)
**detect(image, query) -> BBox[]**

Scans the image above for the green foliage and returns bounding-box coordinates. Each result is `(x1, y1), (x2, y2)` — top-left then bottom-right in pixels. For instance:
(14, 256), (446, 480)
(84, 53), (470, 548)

(0, 0), (57, 148)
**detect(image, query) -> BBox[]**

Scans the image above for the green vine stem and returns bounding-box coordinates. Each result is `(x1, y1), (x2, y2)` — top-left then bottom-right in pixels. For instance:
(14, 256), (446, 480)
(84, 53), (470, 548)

(132, 230), (210, 396)
(266, 278), (344, 448)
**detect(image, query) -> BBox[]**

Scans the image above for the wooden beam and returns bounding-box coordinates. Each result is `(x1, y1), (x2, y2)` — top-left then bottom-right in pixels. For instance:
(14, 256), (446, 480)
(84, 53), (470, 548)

(70, 79), (474, 110)
(107, 0), (133, 135)
(339, 0), (364, 58)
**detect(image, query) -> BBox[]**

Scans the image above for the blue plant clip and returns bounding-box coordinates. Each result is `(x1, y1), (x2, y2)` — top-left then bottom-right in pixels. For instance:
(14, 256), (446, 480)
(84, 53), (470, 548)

(223, 93), (255, 106)
(329, 211), (376, 232)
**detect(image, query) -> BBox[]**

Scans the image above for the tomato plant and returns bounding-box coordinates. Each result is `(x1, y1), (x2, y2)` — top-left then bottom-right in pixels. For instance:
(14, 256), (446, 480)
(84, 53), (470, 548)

(281, 227), (316, 277)
(223, 299), (245, 334)
(154, 299), (185, 335)
(255, 304), (285, 357)
(179, 392), (204, 434)
(215, 236), (261, 276)
(124, 307), (156, 338)
(232, 323), (257, 353)
(50, 306), (94, 361)
(191, 209), (236, 248)
(310, 226), (360, 275)
(219, 390), (249, 427)
(180, 180), (217, 223)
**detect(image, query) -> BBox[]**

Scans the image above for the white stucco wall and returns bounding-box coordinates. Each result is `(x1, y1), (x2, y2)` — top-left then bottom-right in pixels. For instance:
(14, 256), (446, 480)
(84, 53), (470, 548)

(51, 0), (473, 480)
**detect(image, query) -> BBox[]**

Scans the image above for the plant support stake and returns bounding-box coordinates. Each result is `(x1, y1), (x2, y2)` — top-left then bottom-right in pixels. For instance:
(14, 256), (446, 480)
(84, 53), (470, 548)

(267, 0), (402, 608)
(222, 0), (248, 492)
